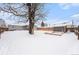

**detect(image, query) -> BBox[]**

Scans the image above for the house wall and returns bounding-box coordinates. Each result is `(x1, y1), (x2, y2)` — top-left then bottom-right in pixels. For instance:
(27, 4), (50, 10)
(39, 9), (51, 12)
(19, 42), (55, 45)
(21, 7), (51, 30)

(8, 25), (29, 31)
(0, 19), (6, 28)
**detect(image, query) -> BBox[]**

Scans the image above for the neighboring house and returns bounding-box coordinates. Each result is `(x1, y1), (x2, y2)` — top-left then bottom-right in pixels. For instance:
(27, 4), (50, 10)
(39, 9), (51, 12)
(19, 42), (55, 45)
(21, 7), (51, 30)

(8, 24), (29, 31)
(0, 19), (6, 28)
(37, 22), (66, 32)
(36, 23), (75, 32)
(37, 26), (66, 32)
(0, 19), (8, 34)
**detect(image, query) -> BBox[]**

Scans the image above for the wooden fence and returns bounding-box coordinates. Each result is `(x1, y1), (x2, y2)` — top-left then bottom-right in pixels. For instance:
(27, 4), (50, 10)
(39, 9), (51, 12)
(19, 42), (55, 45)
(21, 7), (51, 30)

(37, 27), (53, 31)
(74, 26), (79, 40)
(0, 27), (8, 38)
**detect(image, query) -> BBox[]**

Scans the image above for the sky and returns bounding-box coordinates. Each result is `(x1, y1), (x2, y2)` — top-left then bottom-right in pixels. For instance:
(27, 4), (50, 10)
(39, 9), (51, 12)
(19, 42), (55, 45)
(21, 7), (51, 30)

(45, 3), (79, 26)
(1, 3), (79, 26)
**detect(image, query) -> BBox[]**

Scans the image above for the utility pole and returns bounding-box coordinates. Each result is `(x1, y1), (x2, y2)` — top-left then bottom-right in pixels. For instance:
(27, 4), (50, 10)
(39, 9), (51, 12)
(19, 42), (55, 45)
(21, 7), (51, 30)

(72, 20), (74, 28)
(71, 20), (74, 32)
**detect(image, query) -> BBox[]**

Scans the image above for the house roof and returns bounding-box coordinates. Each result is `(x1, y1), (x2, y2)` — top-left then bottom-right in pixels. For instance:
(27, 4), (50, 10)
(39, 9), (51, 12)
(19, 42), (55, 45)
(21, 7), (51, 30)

(0, 19), (7, 28)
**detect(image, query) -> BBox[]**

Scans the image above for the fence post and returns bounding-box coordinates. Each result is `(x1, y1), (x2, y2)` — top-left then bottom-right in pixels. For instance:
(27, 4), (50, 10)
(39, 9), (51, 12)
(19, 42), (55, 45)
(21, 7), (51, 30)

(78, 26), (79, 40)
(0, 28), (1, 39)
(64, 26), (67, 33)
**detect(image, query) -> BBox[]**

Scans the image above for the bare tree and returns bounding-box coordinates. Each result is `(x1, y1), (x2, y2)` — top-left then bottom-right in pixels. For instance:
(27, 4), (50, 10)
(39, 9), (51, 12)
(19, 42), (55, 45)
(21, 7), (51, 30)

(27, 3), (45, 34)
(0, 3), (45, 34)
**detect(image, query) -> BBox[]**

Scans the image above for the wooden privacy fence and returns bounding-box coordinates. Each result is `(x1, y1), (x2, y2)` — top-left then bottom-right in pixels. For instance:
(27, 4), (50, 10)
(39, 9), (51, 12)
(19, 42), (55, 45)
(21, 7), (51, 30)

(53, 26), (67, 33)
(37, 27), (53, 31)
(37, 26), (67, 32)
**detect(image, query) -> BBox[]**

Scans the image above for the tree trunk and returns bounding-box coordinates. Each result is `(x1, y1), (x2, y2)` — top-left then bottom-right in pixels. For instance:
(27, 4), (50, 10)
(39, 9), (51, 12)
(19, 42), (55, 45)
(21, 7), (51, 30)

(29, 19), (34, 34)
(27, 3), (37, 34)
(28, 3), (35, 34)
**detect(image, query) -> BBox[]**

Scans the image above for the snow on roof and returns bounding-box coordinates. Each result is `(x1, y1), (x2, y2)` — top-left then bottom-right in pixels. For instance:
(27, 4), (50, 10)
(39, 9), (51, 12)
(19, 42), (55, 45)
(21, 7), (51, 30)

(8, 23), (28, 26)
(0, 19), (7, 28)
(7, 21), (29, 26)
(47, 23), (72, 27)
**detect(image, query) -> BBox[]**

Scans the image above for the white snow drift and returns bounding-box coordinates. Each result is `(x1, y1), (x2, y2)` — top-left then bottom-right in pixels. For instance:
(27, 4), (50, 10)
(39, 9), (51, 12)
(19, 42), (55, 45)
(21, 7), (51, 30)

(0, 30), (79, 55)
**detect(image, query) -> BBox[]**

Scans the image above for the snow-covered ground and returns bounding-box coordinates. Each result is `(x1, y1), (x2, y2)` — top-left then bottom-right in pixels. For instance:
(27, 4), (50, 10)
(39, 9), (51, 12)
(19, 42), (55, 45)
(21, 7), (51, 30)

(0, 30), (79, 55)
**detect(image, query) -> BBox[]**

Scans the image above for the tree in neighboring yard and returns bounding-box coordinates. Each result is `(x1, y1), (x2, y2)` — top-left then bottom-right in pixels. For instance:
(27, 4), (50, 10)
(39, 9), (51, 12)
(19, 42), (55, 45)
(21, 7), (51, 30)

(41, 21), (45, 27)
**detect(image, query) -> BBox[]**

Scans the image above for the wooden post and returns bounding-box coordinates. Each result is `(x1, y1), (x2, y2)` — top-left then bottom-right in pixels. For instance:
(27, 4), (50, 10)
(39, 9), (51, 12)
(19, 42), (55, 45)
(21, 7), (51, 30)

(78, 26), (79, 40)
(0, 27), (1, 39)
(64, 26), (67, 33)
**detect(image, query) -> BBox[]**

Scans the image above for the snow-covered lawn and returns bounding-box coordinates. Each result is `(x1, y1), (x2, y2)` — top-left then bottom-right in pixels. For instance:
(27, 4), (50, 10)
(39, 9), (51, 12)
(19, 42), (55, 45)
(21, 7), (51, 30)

(0, 30), (79, 55)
